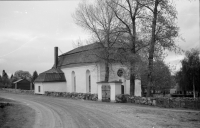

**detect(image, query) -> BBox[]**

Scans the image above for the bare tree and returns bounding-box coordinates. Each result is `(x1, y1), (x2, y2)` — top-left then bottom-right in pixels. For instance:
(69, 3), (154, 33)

(108, 0), (148, 95)
(73, 0), (123, 82)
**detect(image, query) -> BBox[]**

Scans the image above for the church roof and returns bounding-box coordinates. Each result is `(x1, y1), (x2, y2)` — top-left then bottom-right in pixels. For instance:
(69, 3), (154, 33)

(34, 67), (66, 83)
(57, 42), (129, 68)
(62, 43), (102, 55)
(34, 42), (130, 82)
(57, 43), (101, 68)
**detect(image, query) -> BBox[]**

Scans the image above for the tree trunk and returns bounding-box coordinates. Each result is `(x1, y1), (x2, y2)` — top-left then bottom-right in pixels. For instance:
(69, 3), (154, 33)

(130, 37), (136, 95)
(129, 8), (137, 95)
(193, 75), (196, 98)
(104, 61), (109, 82)
(147, 59), (153, 97)
(104, 38), (110, 82)
(130, 63), (135, 96)
(147, 0), (159, 97)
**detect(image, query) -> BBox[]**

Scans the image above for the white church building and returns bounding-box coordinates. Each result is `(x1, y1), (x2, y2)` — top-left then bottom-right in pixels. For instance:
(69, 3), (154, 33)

(34, 43), (141, 100)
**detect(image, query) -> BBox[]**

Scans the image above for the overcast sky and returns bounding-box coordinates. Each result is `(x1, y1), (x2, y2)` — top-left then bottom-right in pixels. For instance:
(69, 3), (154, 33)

(0, 0), (199, 76)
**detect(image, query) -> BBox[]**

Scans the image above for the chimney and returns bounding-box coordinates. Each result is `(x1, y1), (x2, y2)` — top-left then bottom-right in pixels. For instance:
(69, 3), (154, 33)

(54, 47), (58, 68)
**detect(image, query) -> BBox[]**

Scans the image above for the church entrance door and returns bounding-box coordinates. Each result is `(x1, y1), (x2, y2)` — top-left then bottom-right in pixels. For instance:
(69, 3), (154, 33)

(102, 85), (110, 102)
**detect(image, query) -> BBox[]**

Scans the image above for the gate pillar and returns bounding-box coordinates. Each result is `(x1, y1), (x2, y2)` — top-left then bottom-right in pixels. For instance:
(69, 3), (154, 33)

(97, 81), (122, 102)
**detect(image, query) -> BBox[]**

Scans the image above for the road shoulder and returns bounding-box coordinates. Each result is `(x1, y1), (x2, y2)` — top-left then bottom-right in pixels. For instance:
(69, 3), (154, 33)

(0, 98), (35, 128)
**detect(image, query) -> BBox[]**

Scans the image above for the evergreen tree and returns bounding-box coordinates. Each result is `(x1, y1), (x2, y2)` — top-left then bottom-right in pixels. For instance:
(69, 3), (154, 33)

(31, 71), (38, 90)
(10, 74), (13, 79)
(2, 70), (9, 87)
(32, 71), (38, 82)
(0, 75), (3, 87)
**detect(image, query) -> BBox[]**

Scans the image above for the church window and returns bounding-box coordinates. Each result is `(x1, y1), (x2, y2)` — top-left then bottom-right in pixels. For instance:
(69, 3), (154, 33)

(86, 70), (91, 93)
(74, 76), (76, 92)
(89, 75), (91, 92)
(71, 71), (76, 92)
(117, 69), (124, 77)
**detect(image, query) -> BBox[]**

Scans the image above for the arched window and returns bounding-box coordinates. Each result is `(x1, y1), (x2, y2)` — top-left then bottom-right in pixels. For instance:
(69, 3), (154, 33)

(86, 70), (91, 93)
(89, 75), (91, 92)
(71, 71), (76, 92)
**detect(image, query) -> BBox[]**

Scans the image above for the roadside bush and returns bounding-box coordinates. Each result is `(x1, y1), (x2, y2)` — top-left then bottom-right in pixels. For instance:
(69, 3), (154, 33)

(91, 94), (98, 101)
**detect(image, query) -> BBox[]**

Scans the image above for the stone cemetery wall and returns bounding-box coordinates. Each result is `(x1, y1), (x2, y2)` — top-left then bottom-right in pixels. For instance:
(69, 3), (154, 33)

(116, 94), (200, 110)
(44, 91), (98, 101)
(0, 88), (34, 95)
(1, 88), (199, 110)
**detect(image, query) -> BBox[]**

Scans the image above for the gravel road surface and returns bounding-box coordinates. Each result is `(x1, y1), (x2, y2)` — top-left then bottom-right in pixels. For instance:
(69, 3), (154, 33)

(0, 92), (199, 128)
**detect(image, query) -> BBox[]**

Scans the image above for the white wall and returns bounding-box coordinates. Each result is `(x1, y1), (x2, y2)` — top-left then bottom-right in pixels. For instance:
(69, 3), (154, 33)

(99, 63), (130, 94)
(61, 63), (131, 95)
(97, 83), (102, 101)
(34, 82), (66, 94)
(125, 80), (130, 95)
(135, 79), (141, 96)
(60, 63), (141, 96)
(43, 82), (66, 93)
(34, 82), (44, 94)
(110, 82), (122, 102)
(61, 64), (99, 93)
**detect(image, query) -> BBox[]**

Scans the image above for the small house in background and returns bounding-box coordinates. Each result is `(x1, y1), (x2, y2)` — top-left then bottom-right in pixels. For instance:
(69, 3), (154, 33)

(13, 79), (32, 90)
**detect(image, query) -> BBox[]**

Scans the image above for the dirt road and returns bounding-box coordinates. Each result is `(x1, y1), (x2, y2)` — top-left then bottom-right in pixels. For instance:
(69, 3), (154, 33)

(0, 92), (200, 128)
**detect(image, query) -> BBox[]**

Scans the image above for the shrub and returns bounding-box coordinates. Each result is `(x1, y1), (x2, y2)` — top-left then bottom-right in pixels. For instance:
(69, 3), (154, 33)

(115, 94), (130, 103)
(92, 93), (98, 101)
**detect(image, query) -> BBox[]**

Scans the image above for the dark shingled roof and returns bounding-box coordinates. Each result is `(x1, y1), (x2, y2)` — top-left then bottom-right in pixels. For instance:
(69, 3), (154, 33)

(34, 67), (66, 83)
(61, 43), (102, 55)
(57, 42), (129, 68)
(57, 43), (102, 68)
